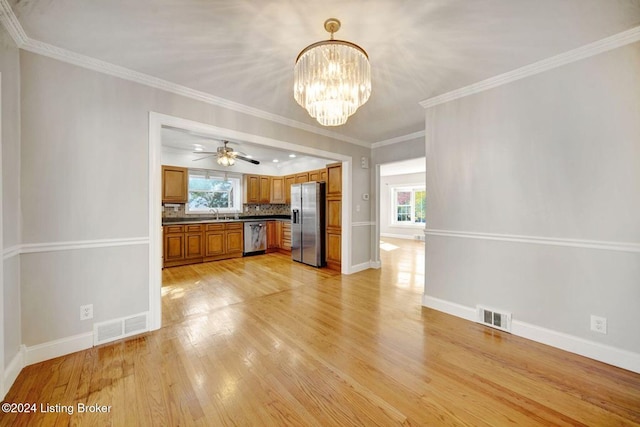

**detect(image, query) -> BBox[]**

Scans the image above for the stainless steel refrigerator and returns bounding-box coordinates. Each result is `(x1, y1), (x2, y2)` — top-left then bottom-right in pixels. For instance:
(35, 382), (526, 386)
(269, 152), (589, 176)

(291, 182), (326, 267)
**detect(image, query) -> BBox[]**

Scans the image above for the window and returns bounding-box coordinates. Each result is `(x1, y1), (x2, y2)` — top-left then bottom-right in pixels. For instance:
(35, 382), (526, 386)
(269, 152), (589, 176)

(391, 186), (426, 225)
(185, 169), (241, 214)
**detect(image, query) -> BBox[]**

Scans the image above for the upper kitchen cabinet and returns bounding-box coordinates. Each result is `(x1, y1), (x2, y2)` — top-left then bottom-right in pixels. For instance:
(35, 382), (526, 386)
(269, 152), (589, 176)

(270, 176), (286, 204)
(309, 168), (327, 182)
(162, 165), (188, 203)
(244, 174), (271, 204)
(295, 172), (309, 183)
(284, 174), (296, 204)
(259, 175), (271, 203)
(326, 163), (342, 197)
(243, 174), (260, 203)
(326, 162), (342, 271)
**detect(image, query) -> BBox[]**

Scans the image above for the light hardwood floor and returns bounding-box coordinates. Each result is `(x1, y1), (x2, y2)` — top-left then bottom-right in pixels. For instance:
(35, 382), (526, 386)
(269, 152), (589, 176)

(2, 238), (640, 426)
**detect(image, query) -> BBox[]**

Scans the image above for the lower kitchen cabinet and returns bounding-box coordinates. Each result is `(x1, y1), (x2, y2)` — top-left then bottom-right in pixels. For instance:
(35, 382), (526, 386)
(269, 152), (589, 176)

(163, 226), (185, 265)
(164, 222), (244, 267)
(225, 223), (244, 256)
(280, 220), (291, 252)
(267, 220), (290, 253)
(204, 224), (225, 257)
(203, 222), (243, 262)
(185, 225), (204, 259)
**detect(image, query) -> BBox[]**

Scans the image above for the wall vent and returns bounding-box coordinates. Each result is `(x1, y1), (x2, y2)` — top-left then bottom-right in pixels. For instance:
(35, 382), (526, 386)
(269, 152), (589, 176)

(94, 312), (149, 346)
(477, 305), (512, 333)
(414, 234), (425, 241)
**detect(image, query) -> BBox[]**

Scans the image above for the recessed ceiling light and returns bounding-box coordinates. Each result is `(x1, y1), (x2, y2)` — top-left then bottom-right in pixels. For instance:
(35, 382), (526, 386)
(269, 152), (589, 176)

(272, 159), (279, 163)
(193, 145), (204, 152)
(289, 154), (297, 158)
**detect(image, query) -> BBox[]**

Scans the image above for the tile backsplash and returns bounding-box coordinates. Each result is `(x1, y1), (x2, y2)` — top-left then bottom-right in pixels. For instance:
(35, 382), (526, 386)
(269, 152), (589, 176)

(163, 203), (290, 219)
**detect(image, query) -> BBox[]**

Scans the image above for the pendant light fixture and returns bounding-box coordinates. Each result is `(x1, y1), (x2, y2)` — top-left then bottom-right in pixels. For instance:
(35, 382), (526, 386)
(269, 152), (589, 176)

(294, 18), (371, 127)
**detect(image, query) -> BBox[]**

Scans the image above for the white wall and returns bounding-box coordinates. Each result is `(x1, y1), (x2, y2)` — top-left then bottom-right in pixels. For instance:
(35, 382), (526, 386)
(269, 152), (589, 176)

(380, 172), (426, 239)
(0, 24), (22, 397)
(423, 41), (640, 365)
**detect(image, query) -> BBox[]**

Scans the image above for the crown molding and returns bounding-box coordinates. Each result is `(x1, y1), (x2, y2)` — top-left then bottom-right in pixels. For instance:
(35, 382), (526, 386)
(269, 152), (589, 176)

(0, 0), (26, 46)
(0, 0), (370, 148)
(420, 25), (640, 109)
(371, 130), (425, 149)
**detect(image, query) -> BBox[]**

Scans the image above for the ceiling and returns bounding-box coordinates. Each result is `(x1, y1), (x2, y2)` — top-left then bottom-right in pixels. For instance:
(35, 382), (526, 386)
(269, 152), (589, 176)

(161, 126), (335, 168)
(8, 0), (640, 145)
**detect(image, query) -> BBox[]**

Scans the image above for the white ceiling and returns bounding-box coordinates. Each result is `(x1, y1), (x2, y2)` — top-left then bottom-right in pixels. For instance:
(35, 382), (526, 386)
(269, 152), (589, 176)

(8, 0), (640, 145)
(161, 126), (335, 168)
(380, 158), (426, 177)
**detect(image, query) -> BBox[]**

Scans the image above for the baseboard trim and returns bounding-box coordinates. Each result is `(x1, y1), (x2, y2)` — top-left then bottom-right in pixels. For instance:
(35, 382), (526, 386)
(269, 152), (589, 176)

(422, 295), (476, 322)
(2, 345), (26, 399)
(381, 233), (423, 240)
(422, 295), (640, 374)
(349, 261), (373, 274)
(24, 332), (94, 366)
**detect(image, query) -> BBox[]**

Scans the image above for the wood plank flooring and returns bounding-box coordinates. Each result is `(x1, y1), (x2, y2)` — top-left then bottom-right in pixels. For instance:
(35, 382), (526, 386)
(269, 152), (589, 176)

(2, 237), (640, 426)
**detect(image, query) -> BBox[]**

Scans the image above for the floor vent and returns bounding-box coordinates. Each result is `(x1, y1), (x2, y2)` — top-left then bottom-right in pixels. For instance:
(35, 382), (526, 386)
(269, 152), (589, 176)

(94, 312), (149, 346)
(477, 306), (512, 333)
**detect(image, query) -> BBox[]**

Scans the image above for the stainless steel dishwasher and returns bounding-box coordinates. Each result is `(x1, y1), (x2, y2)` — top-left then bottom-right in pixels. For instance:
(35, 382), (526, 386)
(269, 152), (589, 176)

(243, 221), (267, 255)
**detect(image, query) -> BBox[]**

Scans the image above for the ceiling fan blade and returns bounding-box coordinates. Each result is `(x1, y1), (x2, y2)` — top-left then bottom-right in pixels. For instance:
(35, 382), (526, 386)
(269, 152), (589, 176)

(192, 154), (216, 161)
(235, 155), (260, 165)
(193, 151), (217, 154)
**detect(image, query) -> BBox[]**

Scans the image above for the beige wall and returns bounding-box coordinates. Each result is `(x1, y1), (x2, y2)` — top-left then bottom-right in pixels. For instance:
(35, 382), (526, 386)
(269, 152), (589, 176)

(424, 42), (640, 354)
(18, 50), (373, 347)
(0, 25), (22, 380)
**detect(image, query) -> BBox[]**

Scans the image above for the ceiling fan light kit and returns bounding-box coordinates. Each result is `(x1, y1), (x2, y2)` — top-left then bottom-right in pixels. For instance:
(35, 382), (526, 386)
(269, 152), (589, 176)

(294, 18), (371, 127)
(193, 141), (260, 166)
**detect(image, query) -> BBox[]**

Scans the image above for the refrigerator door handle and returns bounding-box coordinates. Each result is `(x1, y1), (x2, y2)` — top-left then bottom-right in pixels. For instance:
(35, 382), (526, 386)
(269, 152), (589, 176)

(292, 209), (299, 224)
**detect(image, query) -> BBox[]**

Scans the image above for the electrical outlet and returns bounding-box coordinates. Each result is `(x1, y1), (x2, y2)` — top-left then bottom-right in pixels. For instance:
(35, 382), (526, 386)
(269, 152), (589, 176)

(80, 304), (93, 321)
(590, 315), (607, 334)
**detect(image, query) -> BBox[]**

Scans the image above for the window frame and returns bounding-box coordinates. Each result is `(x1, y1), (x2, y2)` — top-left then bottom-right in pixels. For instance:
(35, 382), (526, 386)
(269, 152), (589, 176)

(185, 169), (242, 215)
(390, 184), (426, 227)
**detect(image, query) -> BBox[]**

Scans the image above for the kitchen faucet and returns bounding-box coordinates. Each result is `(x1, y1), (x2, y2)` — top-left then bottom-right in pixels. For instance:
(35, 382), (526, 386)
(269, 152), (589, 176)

(209, 208), (219, 220)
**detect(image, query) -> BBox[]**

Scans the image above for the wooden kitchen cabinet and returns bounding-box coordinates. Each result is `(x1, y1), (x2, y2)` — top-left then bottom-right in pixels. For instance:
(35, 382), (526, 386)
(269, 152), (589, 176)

(259, 176), (271, 203)
(204, 223), (225, 257)
(280, 220), (291, 252)
(162, 165), (188, 203)
(309, 168), (327, 182)
(225, 223), (244, 256)
(295, 172), (309, 183)
(326, 163), (342, 197)
(164, 221), (243, 267)
(284, 174), (295, 204)
(184, 225), (204, 259)
(270, 176), (286, 204)
(266, 221), (278, 252)
(163, 225), (185, 265)
(244, 174), (272, 204)
(204, 222), (243, 261)
(243, 174), (260, 203)
(326, 162), (342, 271)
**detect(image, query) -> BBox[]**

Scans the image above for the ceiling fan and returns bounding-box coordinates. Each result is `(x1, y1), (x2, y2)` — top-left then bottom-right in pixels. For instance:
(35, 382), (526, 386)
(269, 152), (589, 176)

(193, 140), (260, 166)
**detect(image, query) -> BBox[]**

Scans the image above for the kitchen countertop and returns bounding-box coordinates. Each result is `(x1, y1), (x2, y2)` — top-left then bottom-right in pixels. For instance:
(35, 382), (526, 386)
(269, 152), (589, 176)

(162, 215), (291, 226)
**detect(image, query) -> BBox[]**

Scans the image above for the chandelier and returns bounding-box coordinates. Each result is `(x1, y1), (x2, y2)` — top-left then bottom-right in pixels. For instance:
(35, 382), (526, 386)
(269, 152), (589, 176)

(294, 18), (371, 127)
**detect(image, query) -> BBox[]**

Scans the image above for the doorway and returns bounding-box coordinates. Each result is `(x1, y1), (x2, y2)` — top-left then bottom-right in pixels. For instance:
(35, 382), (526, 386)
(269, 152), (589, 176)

(148, 112), (352, 331)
